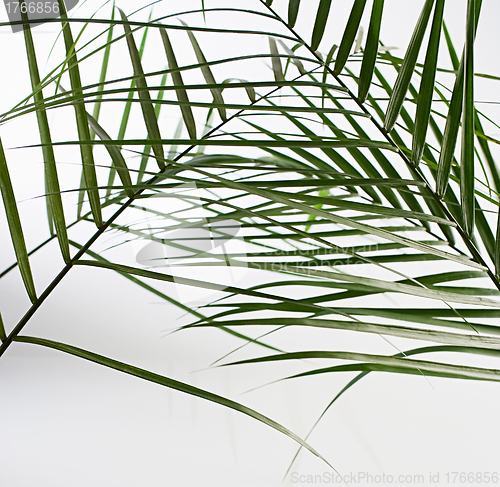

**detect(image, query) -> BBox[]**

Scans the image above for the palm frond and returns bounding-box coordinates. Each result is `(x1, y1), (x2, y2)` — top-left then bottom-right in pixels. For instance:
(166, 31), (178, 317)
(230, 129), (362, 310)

(1, 0), (500, 476)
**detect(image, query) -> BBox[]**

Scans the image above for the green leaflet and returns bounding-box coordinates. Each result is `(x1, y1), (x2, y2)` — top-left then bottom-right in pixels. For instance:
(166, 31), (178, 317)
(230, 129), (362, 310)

(475, 113), (500, 193)
(138, 72), (170, 183)
(333, 0), (367, 75)
(411, 0), (445, 165)
(460, 0), (476, 236)
(195, 317), (500, 349)
(269, 37), (284, 82)
(288, 0), (301, 28)
(180, 20), (227, 121)
(384, 0), (435, 131)
(91, 4), (115, 128)
(58, 85), (134, 198)
(0, 138), (37, 303)
(436, 61), (464, 197)
(85, 113), (134, 198)
(242, 263), (498, 307)
(277, 40), (306, 75)
(358, 0), (384, 102)
(0, 312), (6, 342)
(74, 260), (343, 317)
(311, 0), (333, 51)
(58, 0), (103, 227)
(36, 138), (397, 150)
(223, 350), (500, 382)
(119, 8), (166, 170)
(14, 335), (332, 468)
(436, 0), (482, 197)
(159, 27), (198, 140)
(443, 21), (459, 69)
(21, 6), (70, 263)
(107, 20), (151, 197)
(496, 207), (500, 278)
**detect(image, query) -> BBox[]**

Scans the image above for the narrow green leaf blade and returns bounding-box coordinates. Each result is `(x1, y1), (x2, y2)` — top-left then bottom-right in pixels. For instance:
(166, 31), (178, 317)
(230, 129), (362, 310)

(278, 40), (306, 75)
(180, 20), (227, 121)
(222, 78), (256, 103)
(21, 7), (70, 262)
(436, 64), (464, 196)
(443, 21), (459, 70)
(107, 23), (151, 197)
(358, 0), (384, 102)
(333, 0), (367, 75)
(118, 8), (165, 170)
(91, 4), (115, 128)
(224, 350), (500, 382)
(58, 0), (103, 228)
(475, 113), (500, 192)
(0, 312), (6, 342)
(436, 0), (482, 196)
(71, 240), (283, 355)
(460, 0), (476, 236)
(159, 27), (198, 140)
(268, 37), (284, 82)
(14, 335), (333, 469)
(311, 0), (333, 51)
(288, 0), (301, 28)
(384, 0), (435, 131)
(85, 113), (134, 198)
(0, 138), (37, 303)
(197, 317), (500, 348)
(496, 207), (500, 278)
(58, 84), (134, 199)
(411, 0), (444, 165)
(138, 72), (170, 183)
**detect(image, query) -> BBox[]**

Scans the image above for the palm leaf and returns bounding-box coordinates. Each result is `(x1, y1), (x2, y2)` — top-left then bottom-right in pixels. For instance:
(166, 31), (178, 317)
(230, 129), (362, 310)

(384, 0), (435, 131)
(2, 1), (500, 475)
(159, 26), (198, 140)
(0, 138), (37, 303)
(119, 8), (166, 170)
(58, 0), (103, 227)
(460, 0), (477, 236)
(21, 7), (71, 263)
(14, 335), (332, 468)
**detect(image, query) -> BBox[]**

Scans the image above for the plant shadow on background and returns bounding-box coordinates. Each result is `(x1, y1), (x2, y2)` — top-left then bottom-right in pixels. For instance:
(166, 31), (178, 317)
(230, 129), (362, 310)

(1, 0), (500, 480)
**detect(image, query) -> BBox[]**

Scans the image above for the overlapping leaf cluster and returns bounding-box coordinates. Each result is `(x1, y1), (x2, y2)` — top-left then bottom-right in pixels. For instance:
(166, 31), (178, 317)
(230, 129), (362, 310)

(0, 0), (499, 468)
